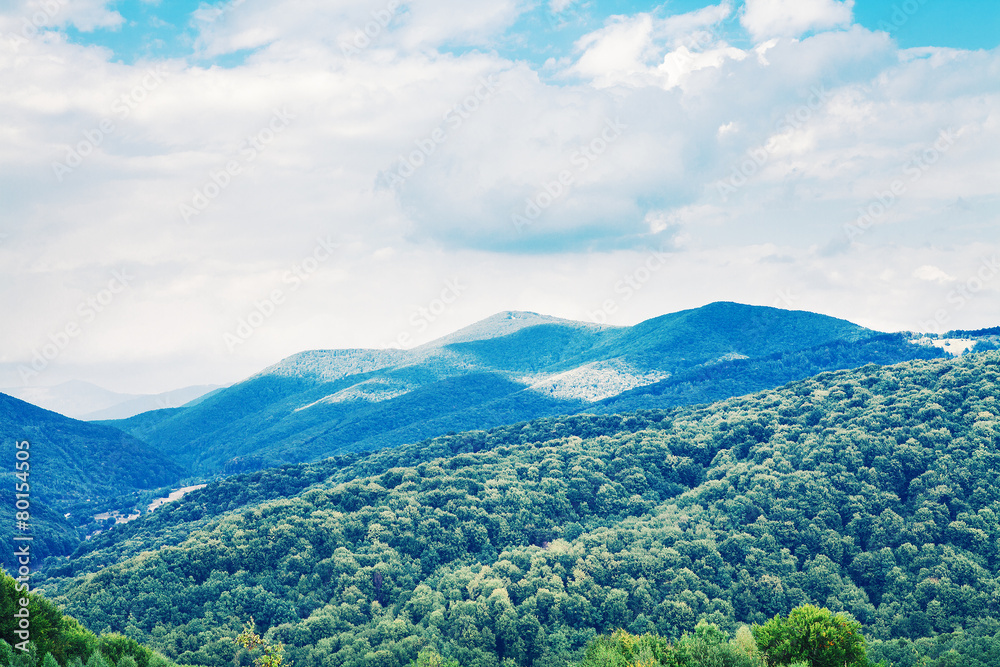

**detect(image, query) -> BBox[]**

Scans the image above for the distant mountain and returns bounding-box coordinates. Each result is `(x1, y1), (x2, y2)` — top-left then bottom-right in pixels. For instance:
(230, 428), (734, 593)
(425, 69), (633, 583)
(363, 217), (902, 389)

(104, 302), (947, 476)
(1, 380), (223, 420)
(80, 384), (225, 420)
(2, 380), (133, 419)
(0, 392), (187, 566)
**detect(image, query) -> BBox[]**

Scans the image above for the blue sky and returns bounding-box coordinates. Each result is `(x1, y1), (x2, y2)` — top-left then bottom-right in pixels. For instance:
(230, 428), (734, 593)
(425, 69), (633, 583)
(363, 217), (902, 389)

(1, 0), (998, 394)
(61, 0), (1000, 66)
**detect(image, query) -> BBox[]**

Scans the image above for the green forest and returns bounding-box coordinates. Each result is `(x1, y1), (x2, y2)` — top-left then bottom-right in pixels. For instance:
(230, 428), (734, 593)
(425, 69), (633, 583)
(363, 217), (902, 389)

(0, 583), (889, 667)
(8, 351), (995, 667)
(0, 570), (177, 667)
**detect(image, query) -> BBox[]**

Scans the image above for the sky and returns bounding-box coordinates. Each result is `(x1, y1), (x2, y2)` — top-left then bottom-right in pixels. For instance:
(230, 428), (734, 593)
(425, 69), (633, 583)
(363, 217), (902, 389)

(0, 0), (998, 395)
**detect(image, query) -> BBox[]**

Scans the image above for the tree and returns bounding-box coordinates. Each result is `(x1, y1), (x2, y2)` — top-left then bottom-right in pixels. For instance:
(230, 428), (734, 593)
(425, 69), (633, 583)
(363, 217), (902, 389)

(406, 648), (460, 667)
(576, 630), (675, 667)
(85, 650), (110, 667)
(673, 622), (763, 667)
(751, 605), (880, 667)
(234, 618), (285, 667)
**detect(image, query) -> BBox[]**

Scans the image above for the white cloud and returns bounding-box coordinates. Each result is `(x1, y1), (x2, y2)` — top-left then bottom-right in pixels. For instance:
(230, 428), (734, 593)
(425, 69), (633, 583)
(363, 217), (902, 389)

(741, 0), (854, 42)
(565, 3), (744, 90)
(913, 265), (956, 284)
(0, 0), (124, 33)
(190, 0), (524, 58)
(567, 13), (658, 87)
(0, 0), (997, 393)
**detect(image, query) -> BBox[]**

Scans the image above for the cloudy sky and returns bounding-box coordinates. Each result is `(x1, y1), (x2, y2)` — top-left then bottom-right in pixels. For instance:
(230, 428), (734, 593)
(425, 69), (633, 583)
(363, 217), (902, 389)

(1, 0), (998, 395)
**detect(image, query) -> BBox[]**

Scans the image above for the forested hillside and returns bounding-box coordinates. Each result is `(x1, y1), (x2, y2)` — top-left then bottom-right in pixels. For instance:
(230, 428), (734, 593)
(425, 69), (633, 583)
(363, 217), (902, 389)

(0, 393), (186, 567)
(36, 352), (1000, 667)
(0, 393), (183, 506)
(0, 571), (177, 666)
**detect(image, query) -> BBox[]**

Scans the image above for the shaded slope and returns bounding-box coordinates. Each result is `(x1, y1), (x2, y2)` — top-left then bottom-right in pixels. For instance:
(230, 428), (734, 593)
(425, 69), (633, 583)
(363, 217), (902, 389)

(595, 332), (947, 413)
(0, 393), (184, 505)
(0, 392), (185, 566)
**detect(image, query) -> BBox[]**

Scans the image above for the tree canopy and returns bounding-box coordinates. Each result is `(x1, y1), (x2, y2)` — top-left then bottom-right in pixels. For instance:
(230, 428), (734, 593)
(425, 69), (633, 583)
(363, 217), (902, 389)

(27, 352), (1000, 667)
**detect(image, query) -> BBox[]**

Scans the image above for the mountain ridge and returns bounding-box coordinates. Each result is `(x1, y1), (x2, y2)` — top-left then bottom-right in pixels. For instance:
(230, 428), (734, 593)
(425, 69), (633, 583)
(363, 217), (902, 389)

(101, 302), (945, 475)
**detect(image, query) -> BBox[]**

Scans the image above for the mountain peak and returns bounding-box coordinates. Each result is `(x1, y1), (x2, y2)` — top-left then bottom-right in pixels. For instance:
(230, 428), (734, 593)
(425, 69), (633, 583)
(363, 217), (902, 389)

(418, 310), (603, 349)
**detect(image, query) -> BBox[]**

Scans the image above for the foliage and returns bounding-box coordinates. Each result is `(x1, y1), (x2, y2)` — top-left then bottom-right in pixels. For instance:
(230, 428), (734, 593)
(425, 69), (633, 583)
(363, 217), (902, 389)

(406, 648), (460, 667)
(674, 622), (763, 667)
(235, 619), (285, 667)
(33, 352), (1000, 667)
(0, 571), (175, 667)
(751, 605), (876, 667)
(577, 623), (764, 667)
(577, 629), (676, 667)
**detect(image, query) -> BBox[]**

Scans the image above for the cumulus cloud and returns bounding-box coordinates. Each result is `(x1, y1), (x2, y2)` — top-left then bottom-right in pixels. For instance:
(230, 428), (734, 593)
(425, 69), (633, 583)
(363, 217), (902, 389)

(741, 0), (854, 42)
(564, 3), (742, 90)
(0, 0), (997, 392)
(189, 0), (524, 58)
(0, 0), (124, 34)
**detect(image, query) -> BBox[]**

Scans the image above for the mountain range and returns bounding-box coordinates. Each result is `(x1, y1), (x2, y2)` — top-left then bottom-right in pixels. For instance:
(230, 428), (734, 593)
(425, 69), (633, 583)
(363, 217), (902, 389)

(4, 301), (1000, 667)
(2, 301), (981, 568)
(102, 302), (946, 475)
